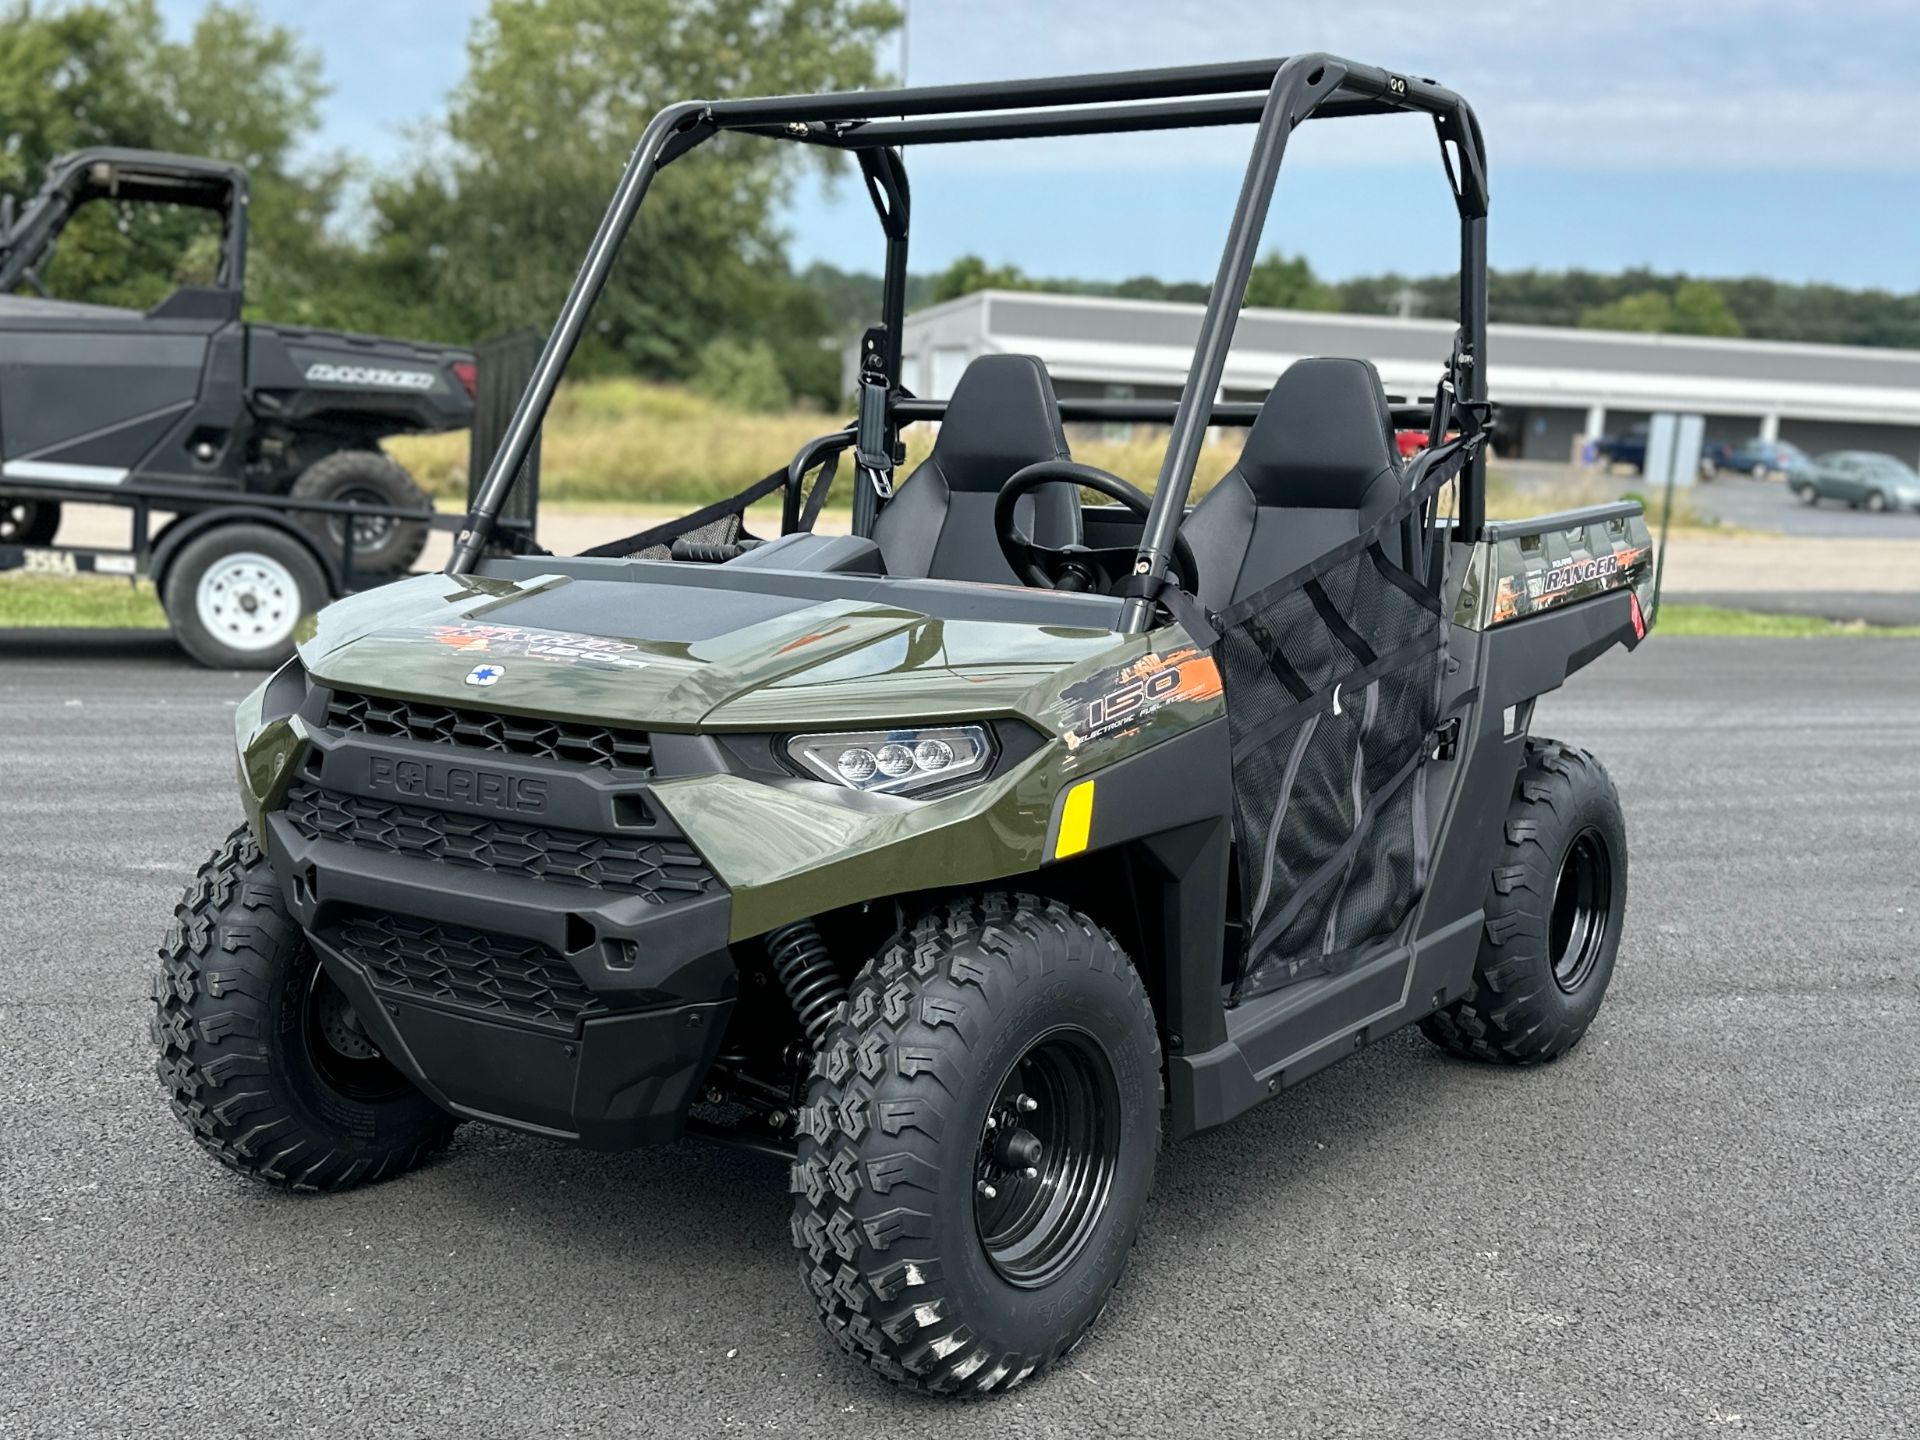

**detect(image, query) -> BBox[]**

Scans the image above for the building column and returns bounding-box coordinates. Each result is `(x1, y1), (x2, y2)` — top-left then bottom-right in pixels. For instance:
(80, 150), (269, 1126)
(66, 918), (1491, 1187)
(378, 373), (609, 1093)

(1584, 402), (1607, 438)
(1759, 412), (1781, 442)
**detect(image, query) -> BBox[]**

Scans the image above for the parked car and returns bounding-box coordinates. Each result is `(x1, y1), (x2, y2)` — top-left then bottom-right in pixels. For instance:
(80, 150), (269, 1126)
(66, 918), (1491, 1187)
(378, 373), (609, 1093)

(1790, 451), (1920, 512)
(1594, 425), (1728, 479)
(1710, 437), (1811, 482)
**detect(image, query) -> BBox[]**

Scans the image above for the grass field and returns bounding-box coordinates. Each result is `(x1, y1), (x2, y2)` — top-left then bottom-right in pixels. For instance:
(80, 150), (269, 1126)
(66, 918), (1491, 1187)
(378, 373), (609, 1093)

(386, 378), (1718, 532)
(5, 572), (1912, 641)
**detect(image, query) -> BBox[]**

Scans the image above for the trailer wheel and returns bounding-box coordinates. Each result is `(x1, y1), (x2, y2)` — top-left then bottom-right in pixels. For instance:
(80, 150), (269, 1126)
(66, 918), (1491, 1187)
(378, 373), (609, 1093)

(791, 895), (1161, 1394)
(290, 450), (431, 575)
(151, 825), (458, 1190)
(0, 495), (60, 545)
(162, 522), (329, 669)
(1421, 739), (1627, 1066)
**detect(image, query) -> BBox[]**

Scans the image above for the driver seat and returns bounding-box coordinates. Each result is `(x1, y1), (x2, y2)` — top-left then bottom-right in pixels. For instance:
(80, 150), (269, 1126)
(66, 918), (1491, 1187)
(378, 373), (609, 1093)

(1181, 357), (1405, 610)
(872, 354), (1083, 585)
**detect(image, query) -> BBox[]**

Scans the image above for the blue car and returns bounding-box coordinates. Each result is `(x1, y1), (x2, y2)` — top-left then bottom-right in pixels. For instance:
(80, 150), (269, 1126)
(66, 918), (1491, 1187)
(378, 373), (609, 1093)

(1710, 438), (1812, 481)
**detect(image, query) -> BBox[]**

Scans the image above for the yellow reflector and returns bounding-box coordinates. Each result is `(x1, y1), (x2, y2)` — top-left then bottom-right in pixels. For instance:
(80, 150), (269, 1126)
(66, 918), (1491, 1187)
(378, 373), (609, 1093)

(1055, 779), (1095, 859)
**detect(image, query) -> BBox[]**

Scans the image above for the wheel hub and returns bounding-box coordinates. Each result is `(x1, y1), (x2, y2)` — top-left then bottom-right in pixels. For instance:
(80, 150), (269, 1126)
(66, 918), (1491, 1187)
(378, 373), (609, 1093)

(972, 1029), (1122, 1288)
(194, 551), (299, 651)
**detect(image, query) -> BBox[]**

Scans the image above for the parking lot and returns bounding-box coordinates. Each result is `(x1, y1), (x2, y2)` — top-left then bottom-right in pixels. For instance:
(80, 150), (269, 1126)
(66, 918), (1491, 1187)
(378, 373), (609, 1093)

(2, 634), (1916, 1438)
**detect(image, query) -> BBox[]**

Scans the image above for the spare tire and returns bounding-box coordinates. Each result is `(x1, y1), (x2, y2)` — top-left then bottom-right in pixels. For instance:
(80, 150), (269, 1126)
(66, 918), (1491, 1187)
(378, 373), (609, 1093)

(289, 450), (431, 575)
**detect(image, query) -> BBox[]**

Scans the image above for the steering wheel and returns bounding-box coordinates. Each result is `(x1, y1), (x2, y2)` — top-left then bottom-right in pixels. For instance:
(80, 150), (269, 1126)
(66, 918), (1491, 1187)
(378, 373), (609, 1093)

(993, 460), (1201, 597)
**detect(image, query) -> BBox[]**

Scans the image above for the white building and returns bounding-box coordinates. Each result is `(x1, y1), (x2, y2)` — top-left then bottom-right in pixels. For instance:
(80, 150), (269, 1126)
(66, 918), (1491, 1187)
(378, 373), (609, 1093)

(852, 290), (1920, 464)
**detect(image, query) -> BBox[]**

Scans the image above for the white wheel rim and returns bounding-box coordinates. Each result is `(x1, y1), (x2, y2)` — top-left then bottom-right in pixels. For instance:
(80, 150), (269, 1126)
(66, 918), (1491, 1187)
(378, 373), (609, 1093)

(195, 551), (302, 651)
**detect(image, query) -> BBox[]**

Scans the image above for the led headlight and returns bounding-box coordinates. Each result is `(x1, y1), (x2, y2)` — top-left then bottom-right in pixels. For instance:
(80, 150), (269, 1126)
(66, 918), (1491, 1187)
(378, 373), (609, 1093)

(788, 725), (994, 797)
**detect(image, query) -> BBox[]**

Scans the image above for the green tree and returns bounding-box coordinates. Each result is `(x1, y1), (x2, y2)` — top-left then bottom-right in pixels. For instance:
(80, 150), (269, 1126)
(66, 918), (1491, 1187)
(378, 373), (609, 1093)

(1579, 289), (1674, 333)
(1242, 250), (1336, 311)
(693, 335), (790, 412)
(374, 0), (899, 384)
(930, 253), (1032, 302)
(1668, 280), (1743, 337)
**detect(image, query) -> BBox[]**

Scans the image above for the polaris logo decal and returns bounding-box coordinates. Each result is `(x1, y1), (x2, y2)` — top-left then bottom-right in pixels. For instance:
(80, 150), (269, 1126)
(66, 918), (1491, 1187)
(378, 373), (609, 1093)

(304, 362), (437, 391)
(367, 755), (548, 814)
(466, 663), (504, 686)
(427, 623), (652, 673)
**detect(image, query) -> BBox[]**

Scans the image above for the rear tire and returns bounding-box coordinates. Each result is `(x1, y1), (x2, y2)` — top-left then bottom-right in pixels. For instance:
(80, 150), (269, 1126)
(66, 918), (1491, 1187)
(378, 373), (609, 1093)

(790, 895), (1161, 1394)
(0, 494), (60, 545)
(150, 826), (457, 1190)
(1421, 739), (1627, 1065)
(1866, 490), (1889, 513)
(289, 450), (431, 575)
(162, 522), (330, 669)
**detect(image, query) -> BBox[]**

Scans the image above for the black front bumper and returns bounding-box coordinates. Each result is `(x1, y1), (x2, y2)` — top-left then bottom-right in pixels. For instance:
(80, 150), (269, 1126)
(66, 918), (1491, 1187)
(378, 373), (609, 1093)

(266, 713), (737, 1150)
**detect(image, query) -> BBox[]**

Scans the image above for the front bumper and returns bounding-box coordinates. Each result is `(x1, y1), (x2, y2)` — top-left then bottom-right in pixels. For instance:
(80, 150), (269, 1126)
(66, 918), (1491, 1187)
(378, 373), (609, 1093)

(263, 702), (737, 1150)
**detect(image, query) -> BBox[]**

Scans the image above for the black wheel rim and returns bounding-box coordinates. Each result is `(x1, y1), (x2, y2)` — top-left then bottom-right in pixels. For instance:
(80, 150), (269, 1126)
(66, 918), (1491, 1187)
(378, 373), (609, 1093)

(301, 962), (411, 1102)
(972, 1028), (1121, 1289)
(1548, 827), (1613, 993)
(325, 484), (397, 550)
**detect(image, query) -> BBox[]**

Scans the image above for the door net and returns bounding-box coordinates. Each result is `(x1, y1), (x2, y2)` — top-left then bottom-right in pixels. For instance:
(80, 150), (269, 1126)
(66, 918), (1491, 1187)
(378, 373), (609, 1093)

(1200, 437), (1476, 1000)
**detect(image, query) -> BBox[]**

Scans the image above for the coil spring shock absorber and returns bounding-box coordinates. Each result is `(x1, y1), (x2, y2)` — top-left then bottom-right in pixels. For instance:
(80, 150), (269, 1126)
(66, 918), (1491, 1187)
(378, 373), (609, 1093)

(766, 919), (846, 1048)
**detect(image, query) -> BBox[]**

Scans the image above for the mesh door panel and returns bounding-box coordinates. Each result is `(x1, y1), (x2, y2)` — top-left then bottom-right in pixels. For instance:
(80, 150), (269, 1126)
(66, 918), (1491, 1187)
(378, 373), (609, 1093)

(1210, 465), (1457, 1001)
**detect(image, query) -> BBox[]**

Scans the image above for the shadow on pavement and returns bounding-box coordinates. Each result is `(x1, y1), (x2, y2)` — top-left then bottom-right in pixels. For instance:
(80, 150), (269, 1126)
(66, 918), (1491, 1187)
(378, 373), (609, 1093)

(0, 628), (185, 662)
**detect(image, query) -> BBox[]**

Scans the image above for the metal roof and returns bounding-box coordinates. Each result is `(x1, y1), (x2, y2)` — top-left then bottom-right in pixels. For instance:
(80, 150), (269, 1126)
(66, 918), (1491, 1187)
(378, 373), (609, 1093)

(899, 290), (1920, 425)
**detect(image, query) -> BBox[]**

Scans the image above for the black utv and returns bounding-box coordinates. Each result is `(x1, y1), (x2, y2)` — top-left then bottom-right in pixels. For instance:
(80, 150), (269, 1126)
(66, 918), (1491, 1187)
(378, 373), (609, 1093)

(152, 55), (1656, 1396)
(0, 147), (473, 574)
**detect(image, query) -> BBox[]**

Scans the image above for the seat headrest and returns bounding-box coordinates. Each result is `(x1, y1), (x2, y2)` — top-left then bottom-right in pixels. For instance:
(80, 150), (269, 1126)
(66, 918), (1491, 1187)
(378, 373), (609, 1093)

(1235, 357), (1400, 508)
(927, 354), (1070, 493)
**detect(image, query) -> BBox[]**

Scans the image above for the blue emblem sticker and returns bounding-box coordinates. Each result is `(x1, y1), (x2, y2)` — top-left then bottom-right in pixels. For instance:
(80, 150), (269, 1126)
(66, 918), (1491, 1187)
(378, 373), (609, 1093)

(466, 663), (504, 687)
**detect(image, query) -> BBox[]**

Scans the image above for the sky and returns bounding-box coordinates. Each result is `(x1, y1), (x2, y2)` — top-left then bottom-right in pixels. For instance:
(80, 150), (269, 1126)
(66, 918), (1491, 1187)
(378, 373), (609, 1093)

(157, 0), (1920, 290)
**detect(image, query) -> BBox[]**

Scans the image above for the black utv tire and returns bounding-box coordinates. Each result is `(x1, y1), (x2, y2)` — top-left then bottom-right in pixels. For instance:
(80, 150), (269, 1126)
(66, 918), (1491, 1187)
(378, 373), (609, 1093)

(1421, 738), (1627, 1065)
(162, 522), (330, 670)
(791, 895), (1161, 1395)
(151, 825), (458, 1190)
(0, 494), (59, 545)
(289, 449), (431, 574)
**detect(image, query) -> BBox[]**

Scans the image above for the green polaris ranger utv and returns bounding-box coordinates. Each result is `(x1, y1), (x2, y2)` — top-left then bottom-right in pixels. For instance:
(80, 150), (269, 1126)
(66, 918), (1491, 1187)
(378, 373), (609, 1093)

(150, 55), (1655, 1395)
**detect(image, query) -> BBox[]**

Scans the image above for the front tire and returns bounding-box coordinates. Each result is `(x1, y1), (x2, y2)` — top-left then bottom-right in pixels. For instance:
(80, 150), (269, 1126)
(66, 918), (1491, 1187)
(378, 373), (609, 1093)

(150, 826), (458, 1190)
(790, 896), (1162, 1394)
(1421, 739), (1627, 1065)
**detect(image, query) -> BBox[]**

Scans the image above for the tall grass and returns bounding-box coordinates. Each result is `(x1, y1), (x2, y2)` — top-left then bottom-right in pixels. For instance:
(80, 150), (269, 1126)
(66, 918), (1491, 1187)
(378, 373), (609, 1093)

(388, 376), (1718, 531)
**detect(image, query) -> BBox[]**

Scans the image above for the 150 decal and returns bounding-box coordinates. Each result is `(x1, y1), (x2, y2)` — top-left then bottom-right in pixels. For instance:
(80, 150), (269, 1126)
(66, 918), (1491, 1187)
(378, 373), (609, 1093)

(1058, 645), (1223, 755)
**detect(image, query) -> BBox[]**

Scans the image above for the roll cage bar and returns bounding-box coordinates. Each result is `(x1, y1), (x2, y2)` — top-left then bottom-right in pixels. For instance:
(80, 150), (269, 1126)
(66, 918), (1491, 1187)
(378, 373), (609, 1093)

(0, 148), (250, 294)
(449, 53), (1490, 633)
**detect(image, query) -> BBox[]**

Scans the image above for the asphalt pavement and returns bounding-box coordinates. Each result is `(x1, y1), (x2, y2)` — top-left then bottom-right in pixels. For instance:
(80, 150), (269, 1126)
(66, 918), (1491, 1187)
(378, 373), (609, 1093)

(2, 636), (1915, 1438)
(1686, 471), (1920, 539)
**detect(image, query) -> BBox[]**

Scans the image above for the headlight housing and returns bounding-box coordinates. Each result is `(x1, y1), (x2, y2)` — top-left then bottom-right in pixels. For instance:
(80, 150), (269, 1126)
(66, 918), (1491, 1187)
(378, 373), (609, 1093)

(787, 724), (995, 797)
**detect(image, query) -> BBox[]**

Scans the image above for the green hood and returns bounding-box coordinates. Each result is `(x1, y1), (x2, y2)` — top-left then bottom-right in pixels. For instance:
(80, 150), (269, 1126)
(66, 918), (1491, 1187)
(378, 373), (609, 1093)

(296, 569), (1130, 732)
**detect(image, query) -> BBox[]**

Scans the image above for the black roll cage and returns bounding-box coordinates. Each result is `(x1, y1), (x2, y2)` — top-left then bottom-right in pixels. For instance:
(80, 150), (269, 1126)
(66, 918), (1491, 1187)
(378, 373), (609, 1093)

(0, 148), (250, 294)
(448, 53), (1490, 633)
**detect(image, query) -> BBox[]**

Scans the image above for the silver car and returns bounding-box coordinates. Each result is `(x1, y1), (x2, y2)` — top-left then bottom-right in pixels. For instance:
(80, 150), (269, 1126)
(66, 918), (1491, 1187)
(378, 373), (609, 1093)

(1792, 452), (1920, 512)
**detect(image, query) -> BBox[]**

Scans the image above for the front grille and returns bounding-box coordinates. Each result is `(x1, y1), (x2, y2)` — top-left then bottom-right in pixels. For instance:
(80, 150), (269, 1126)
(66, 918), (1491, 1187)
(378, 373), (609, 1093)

(284, 782), (717, 904)
(324, 689), (653, 773)
(327, 908), (599, 1031)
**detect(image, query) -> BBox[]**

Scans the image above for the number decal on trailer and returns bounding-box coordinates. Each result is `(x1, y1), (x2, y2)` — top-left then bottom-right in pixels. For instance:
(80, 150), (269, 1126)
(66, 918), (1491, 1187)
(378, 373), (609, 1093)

(23, 548), (76, 576)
